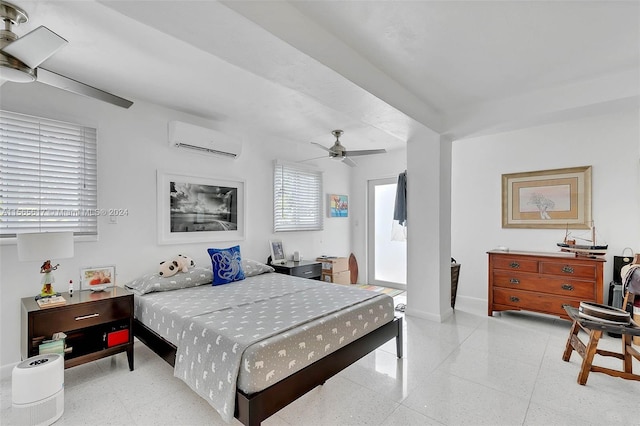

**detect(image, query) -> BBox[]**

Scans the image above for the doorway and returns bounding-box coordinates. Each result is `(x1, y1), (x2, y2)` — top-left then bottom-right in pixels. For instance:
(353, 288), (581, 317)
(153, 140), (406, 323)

(367, 177), (407, 289)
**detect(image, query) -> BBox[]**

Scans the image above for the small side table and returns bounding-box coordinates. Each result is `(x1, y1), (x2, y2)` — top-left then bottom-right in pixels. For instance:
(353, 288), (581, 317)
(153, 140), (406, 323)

(270, 260), (322, 280)
(21, 286), (134, 370)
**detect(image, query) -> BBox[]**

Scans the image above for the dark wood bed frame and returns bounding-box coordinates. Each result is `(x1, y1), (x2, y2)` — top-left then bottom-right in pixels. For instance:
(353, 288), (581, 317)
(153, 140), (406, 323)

(134, 316), (403, 426)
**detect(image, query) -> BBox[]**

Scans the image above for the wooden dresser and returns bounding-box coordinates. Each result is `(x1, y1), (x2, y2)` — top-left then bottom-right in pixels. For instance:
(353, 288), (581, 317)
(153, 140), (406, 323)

(488, 250), (604, 320)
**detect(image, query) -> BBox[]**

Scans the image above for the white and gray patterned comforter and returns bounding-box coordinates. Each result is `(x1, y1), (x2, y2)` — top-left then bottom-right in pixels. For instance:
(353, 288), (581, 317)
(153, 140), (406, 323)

(135, 273), (393, 423)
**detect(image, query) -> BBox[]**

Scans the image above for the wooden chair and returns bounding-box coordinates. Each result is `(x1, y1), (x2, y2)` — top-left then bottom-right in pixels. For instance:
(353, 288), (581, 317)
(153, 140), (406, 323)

(562, 292), (640, 385)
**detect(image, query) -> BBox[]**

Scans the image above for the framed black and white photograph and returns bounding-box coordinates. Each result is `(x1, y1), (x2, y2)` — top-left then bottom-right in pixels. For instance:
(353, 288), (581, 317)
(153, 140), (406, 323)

(157, 170), (246, 244)
(269, 240), (286, 264)
(80, 265), (115, 291)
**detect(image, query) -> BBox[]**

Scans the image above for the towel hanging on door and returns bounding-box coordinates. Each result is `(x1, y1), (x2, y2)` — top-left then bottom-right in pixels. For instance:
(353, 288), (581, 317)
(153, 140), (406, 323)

(393, 171), (407, 226)
(392, 171), (407, 241)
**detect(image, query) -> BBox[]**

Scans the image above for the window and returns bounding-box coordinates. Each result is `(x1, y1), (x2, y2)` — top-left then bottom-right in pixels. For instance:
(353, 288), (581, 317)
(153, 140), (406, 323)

(0, 110), (98, 238)
(273, 160), (323, 232)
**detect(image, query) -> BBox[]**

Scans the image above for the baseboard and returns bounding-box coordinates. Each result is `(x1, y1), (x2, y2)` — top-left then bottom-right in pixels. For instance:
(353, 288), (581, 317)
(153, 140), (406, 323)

(452, 295), (487, 317)
(1, 361), (19, 380)
(405, 305), (454, 322)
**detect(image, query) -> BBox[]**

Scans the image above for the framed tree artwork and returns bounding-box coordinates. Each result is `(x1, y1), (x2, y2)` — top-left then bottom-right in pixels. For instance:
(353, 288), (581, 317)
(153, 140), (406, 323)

(502, 166), (592, 229)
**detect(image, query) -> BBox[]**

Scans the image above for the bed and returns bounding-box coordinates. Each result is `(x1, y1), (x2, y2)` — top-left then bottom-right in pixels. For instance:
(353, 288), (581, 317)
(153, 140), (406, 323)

(127, 262), (403, 426)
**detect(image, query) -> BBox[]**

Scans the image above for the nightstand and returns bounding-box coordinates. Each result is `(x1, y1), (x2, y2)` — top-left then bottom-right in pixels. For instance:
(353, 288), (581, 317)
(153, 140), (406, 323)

(21, 286), (134, 370)
(270, 260), (322, 280)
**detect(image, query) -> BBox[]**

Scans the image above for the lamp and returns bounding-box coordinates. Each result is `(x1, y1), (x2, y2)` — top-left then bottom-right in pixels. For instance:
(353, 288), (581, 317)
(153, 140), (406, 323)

(17, 232), (74, 298)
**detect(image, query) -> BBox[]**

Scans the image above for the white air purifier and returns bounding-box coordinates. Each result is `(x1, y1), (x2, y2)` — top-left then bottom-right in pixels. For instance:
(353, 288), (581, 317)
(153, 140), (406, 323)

(12, 354), (64, 425)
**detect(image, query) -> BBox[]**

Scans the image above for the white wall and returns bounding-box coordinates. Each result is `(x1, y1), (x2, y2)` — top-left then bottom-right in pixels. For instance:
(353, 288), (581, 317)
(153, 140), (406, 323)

(0, 83), (351, 374)
(451, 109), (640, 315)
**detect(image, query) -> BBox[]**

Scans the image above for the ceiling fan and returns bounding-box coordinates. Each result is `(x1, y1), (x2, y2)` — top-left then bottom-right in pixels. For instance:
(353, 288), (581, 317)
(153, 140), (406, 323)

(311, 130), (386, 167)
(0, 1), (132, 108)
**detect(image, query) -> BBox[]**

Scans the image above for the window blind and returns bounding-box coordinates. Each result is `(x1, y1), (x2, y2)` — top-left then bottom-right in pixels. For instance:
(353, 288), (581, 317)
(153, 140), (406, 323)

(273, 161), (323, 232)
(0, 110), (98, 237)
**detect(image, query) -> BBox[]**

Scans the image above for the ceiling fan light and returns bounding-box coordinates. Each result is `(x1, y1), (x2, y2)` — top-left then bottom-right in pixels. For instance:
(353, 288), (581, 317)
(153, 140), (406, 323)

(0, 54), (35, 82)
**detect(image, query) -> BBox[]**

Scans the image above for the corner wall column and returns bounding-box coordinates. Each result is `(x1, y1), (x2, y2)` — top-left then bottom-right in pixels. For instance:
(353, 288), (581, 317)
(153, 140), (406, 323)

(405, 129), (452, 322)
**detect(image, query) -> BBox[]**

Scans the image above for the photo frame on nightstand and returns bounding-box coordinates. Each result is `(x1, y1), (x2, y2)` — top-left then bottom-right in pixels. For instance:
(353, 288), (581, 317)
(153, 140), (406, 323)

(269, 240), (286, 265)
(80, 265), (115, 291)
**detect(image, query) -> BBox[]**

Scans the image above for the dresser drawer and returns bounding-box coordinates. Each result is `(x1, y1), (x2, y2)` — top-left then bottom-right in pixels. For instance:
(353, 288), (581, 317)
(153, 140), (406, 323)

(493, 288), (581, 317)
(493, 270), (538, 289)
(31, 297), (132, 337)
(493, 270), (596, 299)
(540, 261), (596, 280)
(536, 277), (596, 299)
(492, 257), (539, 273)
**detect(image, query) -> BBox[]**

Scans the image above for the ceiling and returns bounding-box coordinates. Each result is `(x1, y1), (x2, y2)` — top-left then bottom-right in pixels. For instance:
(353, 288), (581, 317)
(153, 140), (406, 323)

(2, 1), (638, 150)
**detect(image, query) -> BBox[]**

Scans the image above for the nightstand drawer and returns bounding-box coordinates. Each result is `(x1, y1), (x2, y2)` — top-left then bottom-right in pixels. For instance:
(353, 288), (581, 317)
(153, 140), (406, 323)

(271, 260), (322, 280)
(292, 263), (322, 279)
(31, 297), (131, 337)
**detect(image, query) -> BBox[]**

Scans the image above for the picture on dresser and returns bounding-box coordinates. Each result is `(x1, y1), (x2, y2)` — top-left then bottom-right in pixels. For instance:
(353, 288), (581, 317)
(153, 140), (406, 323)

(502, 166), (592, 229)
(157, 171), (245, 244)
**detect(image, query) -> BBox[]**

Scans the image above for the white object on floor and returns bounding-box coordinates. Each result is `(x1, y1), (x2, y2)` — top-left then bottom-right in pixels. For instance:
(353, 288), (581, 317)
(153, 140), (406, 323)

(12, 354), (64, 426)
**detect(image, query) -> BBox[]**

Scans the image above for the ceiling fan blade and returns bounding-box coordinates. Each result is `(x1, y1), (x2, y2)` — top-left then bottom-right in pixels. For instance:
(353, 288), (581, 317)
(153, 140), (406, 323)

(342, 157), (358, 167)
(298, 155), (327, 163)
(344, 148), (387, 157)
(2, 26), (67, 69)
(311, 142), (330, 152)
(37, 68), (133, 109)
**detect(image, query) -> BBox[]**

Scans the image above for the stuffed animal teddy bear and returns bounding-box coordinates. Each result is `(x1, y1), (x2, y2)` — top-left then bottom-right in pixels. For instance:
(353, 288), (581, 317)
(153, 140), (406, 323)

(177, 254), (195, 269)
(158, 254), (196, 277)
(158, 258), (180, 278)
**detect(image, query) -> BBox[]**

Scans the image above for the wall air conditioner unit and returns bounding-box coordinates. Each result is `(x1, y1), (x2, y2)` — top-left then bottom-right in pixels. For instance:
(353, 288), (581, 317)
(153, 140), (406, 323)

(168, 121), (242, 159)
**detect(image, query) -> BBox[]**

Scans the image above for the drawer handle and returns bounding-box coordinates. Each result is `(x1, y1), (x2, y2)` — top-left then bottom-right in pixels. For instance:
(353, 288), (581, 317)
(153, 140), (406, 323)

(561, 284), (574, 291)
(562, 266), (574, 274)
(509, 278), (520, 284)
(75, 313), (100, 321)
(509, 262), (520, 269)
(510, 296), (520, 303)
(303, 270), (312, 275)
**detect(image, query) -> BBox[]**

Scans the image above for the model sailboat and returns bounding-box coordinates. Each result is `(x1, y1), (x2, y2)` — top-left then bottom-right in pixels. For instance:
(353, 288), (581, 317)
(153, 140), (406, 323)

(557, 222), (608, 256)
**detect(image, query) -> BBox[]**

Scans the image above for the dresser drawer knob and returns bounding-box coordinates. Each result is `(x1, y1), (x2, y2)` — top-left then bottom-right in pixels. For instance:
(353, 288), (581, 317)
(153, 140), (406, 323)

(509, 278), (520, 284)
(510, 296), (520, 303)
(509, 262), (520, 269)
(562, 265), (574, 274)
(561, 284), (574, 291)
(304, 270), (312, 274)
(75, 313), (100, 321)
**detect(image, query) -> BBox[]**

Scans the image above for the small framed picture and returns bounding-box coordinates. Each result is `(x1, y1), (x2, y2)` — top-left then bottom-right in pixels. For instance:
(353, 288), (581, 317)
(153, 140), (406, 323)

(80, 266), (115, 291)
(328, 194), (348, 217)
(269, 240), (286, 265)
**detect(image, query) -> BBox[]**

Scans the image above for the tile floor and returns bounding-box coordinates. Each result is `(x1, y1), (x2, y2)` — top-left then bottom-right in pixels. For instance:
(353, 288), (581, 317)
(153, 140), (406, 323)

(2, 295), (639, 425)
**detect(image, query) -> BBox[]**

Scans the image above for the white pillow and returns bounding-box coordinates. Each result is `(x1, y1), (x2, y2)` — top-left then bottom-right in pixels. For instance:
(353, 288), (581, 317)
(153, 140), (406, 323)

(242, 258), (275, 277)
(125, 267), (213, 295)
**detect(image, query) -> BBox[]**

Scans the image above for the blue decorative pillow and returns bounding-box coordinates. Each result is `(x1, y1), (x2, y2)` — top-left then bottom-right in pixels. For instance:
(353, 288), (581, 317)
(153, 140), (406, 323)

(208, 245), (245, 285)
